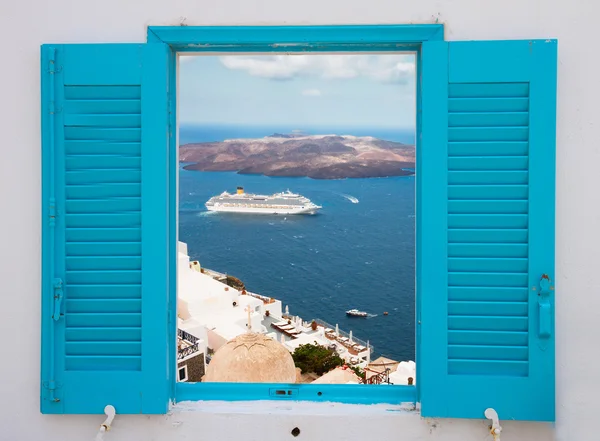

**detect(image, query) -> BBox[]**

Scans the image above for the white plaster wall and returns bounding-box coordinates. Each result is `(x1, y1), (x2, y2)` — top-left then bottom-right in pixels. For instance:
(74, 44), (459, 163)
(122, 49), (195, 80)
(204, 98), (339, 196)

(1, 0), (597, 440)
(262, 299), (283, 318)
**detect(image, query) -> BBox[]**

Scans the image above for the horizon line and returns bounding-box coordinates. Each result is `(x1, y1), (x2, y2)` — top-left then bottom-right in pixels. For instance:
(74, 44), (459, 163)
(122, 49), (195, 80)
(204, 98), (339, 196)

(179, 122), (416, 130)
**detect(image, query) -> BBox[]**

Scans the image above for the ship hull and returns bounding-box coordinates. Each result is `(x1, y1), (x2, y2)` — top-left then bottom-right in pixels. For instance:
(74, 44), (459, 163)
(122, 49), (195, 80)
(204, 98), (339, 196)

(346, 313), (368, 318)
(206, 205), (320, 215)
(346, 309), (368, 317)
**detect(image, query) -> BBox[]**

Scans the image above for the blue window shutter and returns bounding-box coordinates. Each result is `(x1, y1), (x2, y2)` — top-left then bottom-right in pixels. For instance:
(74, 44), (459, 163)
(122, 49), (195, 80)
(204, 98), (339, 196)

(41, 43), (170, 414)
(419, 40), (556, 421)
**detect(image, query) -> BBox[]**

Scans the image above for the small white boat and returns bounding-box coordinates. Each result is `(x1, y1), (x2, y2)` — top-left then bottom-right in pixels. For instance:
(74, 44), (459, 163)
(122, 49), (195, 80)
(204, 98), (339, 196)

(346, 309), (368, 318)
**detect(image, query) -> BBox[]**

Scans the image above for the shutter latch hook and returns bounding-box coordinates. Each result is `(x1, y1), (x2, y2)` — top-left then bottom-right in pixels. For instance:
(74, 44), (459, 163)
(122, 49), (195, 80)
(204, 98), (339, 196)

(98, 405), (116, 435)
(485, 408), (502, 441)
(52, 278), (63, 321)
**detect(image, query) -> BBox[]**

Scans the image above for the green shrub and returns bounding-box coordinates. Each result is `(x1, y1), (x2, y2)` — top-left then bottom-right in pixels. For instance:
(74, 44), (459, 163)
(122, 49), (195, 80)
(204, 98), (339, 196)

(291, 343), (344, 375)
(226, 275), (245, 290)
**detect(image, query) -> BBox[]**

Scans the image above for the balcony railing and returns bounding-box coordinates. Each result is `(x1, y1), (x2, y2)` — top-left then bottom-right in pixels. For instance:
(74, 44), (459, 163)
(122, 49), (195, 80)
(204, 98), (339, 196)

(178, 328), (201, 360)
(364, 368), (391, 385)
(313, 318), (371, 350)
(178, 328), (199, 344)
(178, 343), (200, 360)
(245, 291), (277, 304)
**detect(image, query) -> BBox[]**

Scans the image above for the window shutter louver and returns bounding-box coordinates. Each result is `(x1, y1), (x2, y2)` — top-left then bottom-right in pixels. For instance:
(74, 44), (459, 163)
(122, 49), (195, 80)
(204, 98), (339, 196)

(419, 40), (556, 421)
(41, 43), (171, 414)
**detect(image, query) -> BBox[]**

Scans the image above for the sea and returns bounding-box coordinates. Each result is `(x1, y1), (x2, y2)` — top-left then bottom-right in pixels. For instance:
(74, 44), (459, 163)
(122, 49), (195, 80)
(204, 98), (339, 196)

(178, 124), (416, 362)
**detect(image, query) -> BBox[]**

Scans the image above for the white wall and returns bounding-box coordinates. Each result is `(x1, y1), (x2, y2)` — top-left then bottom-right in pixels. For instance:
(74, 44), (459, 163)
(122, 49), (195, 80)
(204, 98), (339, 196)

(2, 0), (597, 440)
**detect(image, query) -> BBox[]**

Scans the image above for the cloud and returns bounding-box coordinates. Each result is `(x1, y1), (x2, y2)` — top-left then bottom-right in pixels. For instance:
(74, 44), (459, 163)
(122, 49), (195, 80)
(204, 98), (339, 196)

(219, 56), (301, 80)
(179, 55), (195, 63)
(302, 89), (322, 97)
(219, 54), (415, 84)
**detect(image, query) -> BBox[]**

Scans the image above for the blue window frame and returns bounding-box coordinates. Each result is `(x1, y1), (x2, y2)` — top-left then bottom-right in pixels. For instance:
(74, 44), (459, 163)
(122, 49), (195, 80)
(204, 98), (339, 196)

(41, 25), (556, 421)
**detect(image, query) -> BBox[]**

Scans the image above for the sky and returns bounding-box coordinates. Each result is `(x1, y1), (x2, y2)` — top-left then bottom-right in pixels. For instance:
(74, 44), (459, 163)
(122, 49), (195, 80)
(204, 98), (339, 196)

(178, 53), (416, 130)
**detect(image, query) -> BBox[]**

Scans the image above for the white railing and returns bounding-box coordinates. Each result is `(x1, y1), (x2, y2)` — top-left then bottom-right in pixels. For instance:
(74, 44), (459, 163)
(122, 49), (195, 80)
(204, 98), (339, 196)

(313, 318), (371, 350)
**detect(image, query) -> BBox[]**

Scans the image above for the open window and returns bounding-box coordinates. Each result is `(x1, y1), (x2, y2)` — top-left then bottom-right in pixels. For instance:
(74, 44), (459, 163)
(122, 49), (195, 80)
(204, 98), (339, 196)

(178, 365), (188, 382)
(40, 26), (556, 421)
(176, 52), (417, 388)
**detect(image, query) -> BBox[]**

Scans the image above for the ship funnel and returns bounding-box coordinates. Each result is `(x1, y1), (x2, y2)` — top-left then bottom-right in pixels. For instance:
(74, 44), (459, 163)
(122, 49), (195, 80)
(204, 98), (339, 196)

(236, 186), (244, 195)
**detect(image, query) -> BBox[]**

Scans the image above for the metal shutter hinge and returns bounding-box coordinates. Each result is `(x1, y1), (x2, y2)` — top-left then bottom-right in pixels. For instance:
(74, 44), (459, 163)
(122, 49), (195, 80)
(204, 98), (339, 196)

(48, 199), (57, 226)
(49, 101), (63, 115)
(47, 55), (62, 114)
(47, 59), (62, 75)
(42, 381), (62, 402)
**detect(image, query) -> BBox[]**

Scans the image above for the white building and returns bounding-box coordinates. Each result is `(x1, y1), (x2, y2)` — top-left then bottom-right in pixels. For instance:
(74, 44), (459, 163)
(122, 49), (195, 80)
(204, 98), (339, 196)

(178, 242), (276, 350)
(178, 241), (376, 370)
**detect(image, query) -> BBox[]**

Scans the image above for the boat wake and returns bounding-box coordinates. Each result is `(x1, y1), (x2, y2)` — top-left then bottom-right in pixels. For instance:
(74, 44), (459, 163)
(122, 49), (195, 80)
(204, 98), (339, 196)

(341, 194), (359, 204)
(198, 211), (218, 217)
(367, 313), (378, 318)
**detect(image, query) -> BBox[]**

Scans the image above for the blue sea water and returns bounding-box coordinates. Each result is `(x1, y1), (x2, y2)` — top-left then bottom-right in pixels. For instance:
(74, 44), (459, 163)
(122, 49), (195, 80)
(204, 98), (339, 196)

(178, 125), (416, 362)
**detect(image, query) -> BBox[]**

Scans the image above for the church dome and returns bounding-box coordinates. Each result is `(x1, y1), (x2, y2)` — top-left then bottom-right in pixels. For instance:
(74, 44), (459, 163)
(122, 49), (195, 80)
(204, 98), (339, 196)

(203, 332), (297, 383)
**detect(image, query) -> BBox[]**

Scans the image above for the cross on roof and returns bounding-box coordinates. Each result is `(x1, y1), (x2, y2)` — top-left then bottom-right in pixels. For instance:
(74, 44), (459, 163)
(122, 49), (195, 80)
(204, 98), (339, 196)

(245, 305), (252, 332)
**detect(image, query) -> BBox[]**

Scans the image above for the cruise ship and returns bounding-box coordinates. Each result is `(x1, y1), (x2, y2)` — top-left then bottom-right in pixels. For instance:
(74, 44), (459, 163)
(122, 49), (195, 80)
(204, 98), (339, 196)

(205, 187), (322, 215)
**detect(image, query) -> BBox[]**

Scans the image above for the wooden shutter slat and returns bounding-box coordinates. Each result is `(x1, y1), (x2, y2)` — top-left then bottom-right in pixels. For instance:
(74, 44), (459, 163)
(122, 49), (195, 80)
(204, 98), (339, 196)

(448, 286), (529, 302)
(448, 141), (528, 156)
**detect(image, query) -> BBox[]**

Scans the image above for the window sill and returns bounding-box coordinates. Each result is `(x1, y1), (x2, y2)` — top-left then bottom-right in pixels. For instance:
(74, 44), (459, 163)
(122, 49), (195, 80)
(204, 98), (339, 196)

(170, 399), (416, 416)
(175, 382), (417, 406)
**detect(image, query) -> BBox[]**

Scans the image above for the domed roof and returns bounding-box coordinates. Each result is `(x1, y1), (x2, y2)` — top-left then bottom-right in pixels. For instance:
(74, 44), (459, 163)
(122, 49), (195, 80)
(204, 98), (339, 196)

(203, 332), (297, 383)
